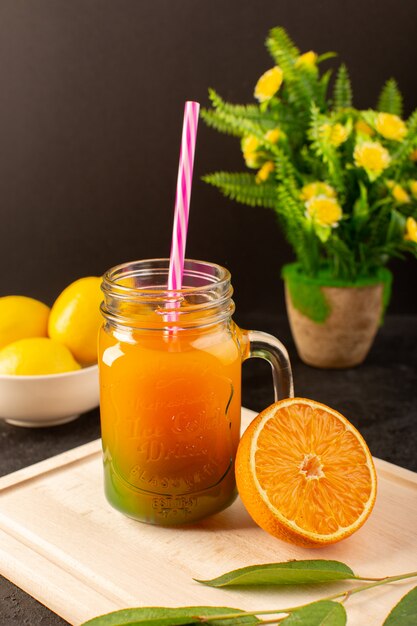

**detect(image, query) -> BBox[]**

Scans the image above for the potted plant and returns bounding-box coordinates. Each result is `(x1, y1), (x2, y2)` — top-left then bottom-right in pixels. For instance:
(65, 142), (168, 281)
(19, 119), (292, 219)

(202, 27), (417, 368)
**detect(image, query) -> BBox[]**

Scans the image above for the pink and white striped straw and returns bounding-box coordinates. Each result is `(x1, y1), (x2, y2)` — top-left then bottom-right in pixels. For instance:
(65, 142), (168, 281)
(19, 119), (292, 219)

(168, 101), (200, 292)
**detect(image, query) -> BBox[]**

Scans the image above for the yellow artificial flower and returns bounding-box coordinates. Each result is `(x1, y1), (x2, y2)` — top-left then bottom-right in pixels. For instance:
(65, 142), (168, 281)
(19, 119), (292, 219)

(355, 119), (374, 136)
(300, 182), (337, 201)
(254, 66), (283, 102)
(405, 217), (417, 243)
(353, 141), (391, 176)
(409, 149), (417, 162)
(320, 122), (350, 147)
(241, 135), (261, 169)
(265, 128), (281, 143)
(391, 183), (410, 204)
(409, 180), (417, 199)
(319, 123), (332, 140)
(375, 113), (407, 141)
(295, 51), (318, 68)
(329, 123), (350, 147)
(242, 135), (260, 153)
(305, 196), (343, 227)
(256, 161), (274, 183)
(243, 152), (261, 168)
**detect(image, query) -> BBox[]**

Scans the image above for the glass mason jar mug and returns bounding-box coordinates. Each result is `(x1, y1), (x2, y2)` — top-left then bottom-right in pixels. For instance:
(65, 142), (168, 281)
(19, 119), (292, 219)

(99, 259), (293, 525)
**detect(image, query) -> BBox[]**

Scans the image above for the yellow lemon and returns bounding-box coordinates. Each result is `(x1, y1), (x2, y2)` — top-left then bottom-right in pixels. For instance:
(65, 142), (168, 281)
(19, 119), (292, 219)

(0, 296), (50, 349)
(48, 276), (103, 365)
(0, 337), (81, 375)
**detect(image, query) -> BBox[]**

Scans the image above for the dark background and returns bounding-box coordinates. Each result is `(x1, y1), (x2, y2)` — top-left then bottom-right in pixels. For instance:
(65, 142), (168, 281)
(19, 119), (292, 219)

(0, 0), (416, 324)
(0, 5), (416, 623)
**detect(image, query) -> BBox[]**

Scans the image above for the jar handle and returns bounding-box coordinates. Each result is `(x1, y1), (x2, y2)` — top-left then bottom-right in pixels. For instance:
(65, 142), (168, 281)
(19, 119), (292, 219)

(244, 330), (294, 401)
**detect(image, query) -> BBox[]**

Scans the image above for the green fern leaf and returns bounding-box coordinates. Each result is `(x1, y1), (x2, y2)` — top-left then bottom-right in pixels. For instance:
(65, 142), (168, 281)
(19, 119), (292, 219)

(266, 28), (303, 105)
(325, 234), (357, 280)
(377, 78), (403, 116)
(389, 107), (417, 170)
(266, 27), (299, 69)
(275, 187), (315, 270)
(308, 105), (346, 196)
(201, 108), (265, 140)
(318, 69), (333, 109)
(203, 172), (277, 208)
(405, 107), (417, 131)
(202, 90), (277, 140)
(200, 109), (241, 137)
(266, 27), (325, 120)
(367, 203), (392, 250)
(294, 69), (320, 105)
(333, 64), (352, 111)
(274, 148), (302, 197)
(208, 89), (276, 126)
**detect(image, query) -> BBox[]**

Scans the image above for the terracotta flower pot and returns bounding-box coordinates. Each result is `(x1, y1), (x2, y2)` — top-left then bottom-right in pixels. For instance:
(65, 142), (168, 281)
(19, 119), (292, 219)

(282, 264), (392, 369)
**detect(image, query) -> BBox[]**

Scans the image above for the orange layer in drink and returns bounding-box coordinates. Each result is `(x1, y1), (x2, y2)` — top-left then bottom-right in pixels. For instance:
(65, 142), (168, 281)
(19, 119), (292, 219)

(99, 322), (242, 524)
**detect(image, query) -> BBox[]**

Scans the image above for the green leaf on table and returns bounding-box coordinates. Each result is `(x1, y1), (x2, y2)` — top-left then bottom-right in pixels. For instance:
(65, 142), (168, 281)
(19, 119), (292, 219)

(280, 600), (347, 625)
(81, 606), (260, 626)
(195, 560), (357, 587)
(383, 586), (417, 625)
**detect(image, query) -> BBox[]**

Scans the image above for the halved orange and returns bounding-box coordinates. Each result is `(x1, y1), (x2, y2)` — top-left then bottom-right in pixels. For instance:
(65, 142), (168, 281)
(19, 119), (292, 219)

(235, 398), (377, 547)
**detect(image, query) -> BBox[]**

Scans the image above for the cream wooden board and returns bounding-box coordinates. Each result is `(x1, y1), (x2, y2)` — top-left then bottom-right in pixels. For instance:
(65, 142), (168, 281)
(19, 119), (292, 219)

(1, 408), (417, 626)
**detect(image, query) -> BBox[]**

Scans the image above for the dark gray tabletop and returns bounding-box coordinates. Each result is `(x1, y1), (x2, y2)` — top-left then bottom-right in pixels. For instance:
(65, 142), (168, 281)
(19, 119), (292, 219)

(1, 314), (416, 625)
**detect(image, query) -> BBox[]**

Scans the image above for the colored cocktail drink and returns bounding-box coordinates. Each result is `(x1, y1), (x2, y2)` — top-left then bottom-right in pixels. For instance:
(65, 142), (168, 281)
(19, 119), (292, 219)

(99, 259), (293, 525)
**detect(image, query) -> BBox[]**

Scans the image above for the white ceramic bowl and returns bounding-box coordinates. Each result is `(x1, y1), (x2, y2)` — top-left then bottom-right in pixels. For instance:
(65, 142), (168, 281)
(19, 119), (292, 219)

(0, 364), (100, 427)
